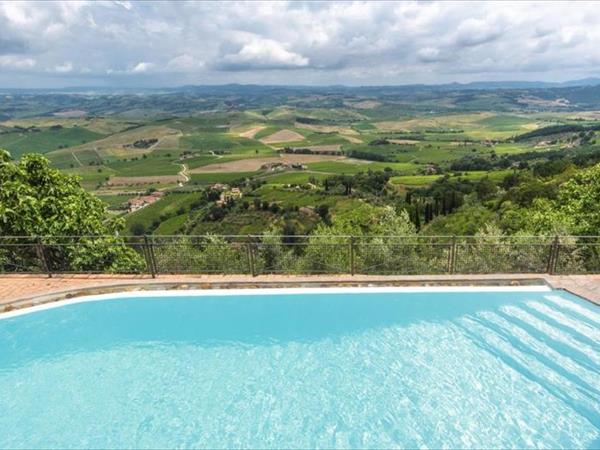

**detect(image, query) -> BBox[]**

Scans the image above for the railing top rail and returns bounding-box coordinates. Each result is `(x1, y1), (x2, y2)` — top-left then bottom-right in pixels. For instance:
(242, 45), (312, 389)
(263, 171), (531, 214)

(0, 234), (600, 239)
(0, 234), (599, 240)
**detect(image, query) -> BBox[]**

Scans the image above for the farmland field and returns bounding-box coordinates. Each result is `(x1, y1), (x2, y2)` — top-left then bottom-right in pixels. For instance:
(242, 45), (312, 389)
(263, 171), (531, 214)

(390, 170), (513, 187)
(261, 171), (329, 184)
(4, 84), (600, 236)
(124, 192), (206, 233)
(191, 154), (345, 173)
(0, 126), (104, 159)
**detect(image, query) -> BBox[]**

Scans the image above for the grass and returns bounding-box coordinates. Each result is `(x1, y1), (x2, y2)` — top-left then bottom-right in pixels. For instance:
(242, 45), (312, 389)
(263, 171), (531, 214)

(57, 124), (178, 159)
(106, 157), (180, 176)
(252, 184), (341, 208)
(352, 122), (376, 131)
(125, 192), (204, 232)
(189, 171), (261, 185)
(0, 126), (104, 158)
(390, 169), (513, 186)
(97, 194), (129, 210)
(373, 113), (542, 140)
(389, 174), (441, 186)
(306, 160), (417, 175)
(184, 154), (222, 169)
(266, 130), (347, 149)
(261, 171), (329, 184)
(98, 183), (179, 193)
(253, 126), (285, 140)
(180, 133), (270, 154)
(64, 166), (117, 190)
(2, 117), (138, 135)
(154, 213), (188, 234)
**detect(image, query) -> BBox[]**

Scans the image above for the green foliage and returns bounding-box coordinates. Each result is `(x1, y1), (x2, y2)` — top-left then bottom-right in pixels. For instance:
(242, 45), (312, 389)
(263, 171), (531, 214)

(528, 163), (600, 235)
(296, 205), (418, 273)
(514, 123), (600, 142)
(152, 236), (247, 273)
(0, 150), (144, 272)
(424, 205), (496, 235)
(1, 150), (110, 236)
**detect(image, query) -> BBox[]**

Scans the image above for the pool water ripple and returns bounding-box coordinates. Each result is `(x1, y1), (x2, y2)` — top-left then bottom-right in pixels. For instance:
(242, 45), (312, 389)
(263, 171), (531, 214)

(0, 289), (598, 449)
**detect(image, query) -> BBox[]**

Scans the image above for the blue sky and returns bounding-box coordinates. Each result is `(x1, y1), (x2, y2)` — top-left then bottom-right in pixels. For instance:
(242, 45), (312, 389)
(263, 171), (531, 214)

(0, 0), (599, 88)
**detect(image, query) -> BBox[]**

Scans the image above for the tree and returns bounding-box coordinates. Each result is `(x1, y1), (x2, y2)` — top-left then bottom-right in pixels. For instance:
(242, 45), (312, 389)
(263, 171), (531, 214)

(316, 204), (330, 225)
(414, 202), (421, 229)
(131, 223), (146, 236)
(341, 176), (353, 195)
(475, 177), (496, 201)
(527, 162), (600, 235)
(0, 150), (144, 272)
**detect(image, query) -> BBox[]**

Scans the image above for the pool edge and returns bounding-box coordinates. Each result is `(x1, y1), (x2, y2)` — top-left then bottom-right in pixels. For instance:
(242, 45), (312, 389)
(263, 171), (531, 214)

(0, 277), (559, 318)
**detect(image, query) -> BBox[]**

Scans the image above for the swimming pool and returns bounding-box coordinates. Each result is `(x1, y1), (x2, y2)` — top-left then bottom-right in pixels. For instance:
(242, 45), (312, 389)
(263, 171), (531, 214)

(0, 286), (598, 449)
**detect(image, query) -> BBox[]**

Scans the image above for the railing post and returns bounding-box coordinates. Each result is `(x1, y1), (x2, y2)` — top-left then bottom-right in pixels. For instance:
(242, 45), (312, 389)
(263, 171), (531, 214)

(548, 235), (560, 275)
(149, 235), (158, 276)
(143, 235), (156, 278)
(36, 236), (52, 278)
(448, 235), (457, 274)
(247, 235), (256, 277)
(349, 236), (355, 276)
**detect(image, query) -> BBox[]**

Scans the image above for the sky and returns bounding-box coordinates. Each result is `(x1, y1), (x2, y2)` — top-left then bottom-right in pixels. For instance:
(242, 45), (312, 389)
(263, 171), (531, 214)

(0, 0), (599, 88)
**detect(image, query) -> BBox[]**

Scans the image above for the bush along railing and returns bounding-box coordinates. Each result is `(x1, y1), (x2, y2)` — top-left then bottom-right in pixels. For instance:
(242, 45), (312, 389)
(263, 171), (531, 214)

(0, 235), (598, 277)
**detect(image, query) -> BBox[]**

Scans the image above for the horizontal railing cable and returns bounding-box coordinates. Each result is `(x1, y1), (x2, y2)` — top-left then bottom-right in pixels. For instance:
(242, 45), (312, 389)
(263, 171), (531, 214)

(0, 235), (598, 276)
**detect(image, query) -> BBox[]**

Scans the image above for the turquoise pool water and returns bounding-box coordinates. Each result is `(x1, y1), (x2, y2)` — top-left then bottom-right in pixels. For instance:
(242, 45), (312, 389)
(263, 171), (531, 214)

(0, 287), (599, 449)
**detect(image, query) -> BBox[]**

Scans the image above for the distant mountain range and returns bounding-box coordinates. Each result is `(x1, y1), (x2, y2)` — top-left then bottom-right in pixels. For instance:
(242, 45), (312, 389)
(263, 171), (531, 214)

(1, 78), (600, 95)
(430, 78), (600, 90)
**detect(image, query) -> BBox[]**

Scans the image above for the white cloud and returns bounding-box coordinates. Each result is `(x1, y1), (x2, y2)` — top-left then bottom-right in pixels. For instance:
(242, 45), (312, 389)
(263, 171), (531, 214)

(131, 62), (154, 73)
(219, 37), (309, 70)
(53, 62), (73, 73)
(0, 1), (598, 86)
(166, 54), (203, 72)
(113, 1), (132, 11)
(0, 55), (36, 68)
(417, 47), (444, 63)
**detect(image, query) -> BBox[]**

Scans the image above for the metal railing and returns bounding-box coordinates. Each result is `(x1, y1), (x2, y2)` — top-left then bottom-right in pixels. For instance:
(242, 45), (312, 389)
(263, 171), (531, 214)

(0, 235), (599, 277)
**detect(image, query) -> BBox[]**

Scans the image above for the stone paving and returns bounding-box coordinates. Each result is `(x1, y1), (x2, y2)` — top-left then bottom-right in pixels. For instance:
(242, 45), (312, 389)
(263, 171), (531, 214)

(0, 273), (599, 312)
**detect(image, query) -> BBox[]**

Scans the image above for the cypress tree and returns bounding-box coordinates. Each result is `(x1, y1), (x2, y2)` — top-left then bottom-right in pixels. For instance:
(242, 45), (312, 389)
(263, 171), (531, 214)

(414, 202), (421, 229)
(450, 191), (458, 212)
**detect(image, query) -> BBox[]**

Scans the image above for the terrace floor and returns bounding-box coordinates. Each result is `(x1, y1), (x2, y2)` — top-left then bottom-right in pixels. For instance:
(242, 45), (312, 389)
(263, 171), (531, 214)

(0, 274), (600, 312)
(1, 273), (599, 312)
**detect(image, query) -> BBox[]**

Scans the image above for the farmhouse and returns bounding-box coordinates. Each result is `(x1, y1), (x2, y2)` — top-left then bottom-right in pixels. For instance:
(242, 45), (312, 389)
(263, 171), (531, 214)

(127, 191), (163, 212)
(217, 187), (243, 205)
(261, 161), (307, 171)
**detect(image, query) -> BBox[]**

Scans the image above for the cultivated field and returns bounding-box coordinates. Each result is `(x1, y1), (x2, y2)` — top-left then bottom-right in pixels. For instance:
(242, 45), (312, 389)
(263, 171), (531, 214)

(4, 86), (593, 236)
(260, 129), (305, 144)
(107, 175), (185, 186)
(190, 154), (346, 173)
(237, 125), (267, 139)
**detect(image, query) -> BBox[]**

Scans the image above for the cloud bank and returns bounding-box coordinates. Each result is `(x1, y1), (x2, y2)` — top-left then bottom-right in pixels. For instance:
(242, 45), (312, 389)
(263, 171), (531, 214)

(0, 0), (598, 87)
